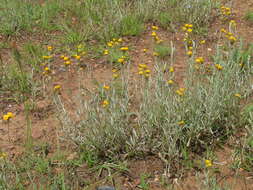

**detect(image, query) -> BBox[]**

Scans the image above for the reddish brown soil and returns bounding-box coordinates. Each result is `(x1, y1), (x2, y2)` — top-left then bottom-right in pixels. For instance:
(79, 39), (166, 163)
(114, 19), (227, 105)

(1, 0), (253, 189)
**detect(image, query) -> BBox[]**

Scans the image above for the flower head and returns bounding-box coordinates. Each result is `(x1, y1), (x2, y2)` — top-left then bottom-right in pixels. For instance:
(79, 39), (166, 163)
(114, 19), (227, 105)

(54, 85), (61, 91)
(103, 85), (110, 90)
(234, 93), (241, 98)
(205, 159), (212, 167)
(102, 100), (109, 108)
(120, 47), (129, 51)
(215, 64), (223, 70)
(167, 80), (174, 85)
(152, 25), (159, 30)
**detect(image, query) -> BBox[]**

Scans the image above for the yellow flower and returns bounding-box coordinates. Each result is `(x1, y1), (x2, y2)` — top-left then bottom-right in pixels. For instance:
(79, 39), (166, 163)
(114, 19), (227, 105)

(145, 69), (151, 73)
(205, 159), (212, 167)
(234, 93), (241, 98)
(228, 36), (236, 43)
(118, 58), (124, 63)
(143, 48), (147, 52)
(113, 73), (119, 78)
(139, 64), (148, 69)
(47, 46), (53, 51)
(103, 85), (110, 90)
(151, 31), (157, 37)
(63, 56), (69, 61)
(54, 85), (61, 91)
(103, 50), (109, 55)
(187, 51), (193, 56)
(64, 61), (71, 65)
(221, 28), (227, 33)
(187, 28), (193, 33)
(167, 80), (174, 84)
(145, 73), (150, 78)
(74, 55), (81, 60)
(215, 64), (223, 70)
(7, 112), (14, 118)
(200, 40), (206, 44)
(120, 47), (129, 51)
(112, 68), (118, 73)
(44, 67), (50, 71)
(118, 38), (123, 42)
(195, 57), (204, 64)
(3, 112), (14, 121)
(169, 67), (174, 73)
(107, 41), (113, 47)
(102, 100), (109, 108)
(153, 52), (159, 56)
(42, 55), (52, 59)
(184, 24), (189, 27)
(189, 46), (193, 50)
(152, 25), (159, 30)
(0, 152), (7, 159)
(176, 88), (185, 96)
(188, 24), (193, 28)
(178, 121), (185, 125)
(138, 71), (144, 75)
(3, 114), (10, 121)
(182, 27), (187, 31)
(230, 20), (236, 25)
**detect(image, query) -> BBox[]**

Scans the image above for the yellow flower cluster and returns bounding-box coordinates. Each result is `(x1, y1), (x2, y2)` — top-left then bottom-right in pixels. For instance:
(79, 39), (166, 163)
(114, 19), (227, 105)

(215, 64), (223, 70)
(151, 26), (163, 44)
(221, 6), (231, 16)
(112, 68), (119, 79)
(107, 38), (123, 48)
(221, 29), (237, 44)
(182, 24), (193, 33)
(3, 112), (14, 121)
(138, 64), (151, 78)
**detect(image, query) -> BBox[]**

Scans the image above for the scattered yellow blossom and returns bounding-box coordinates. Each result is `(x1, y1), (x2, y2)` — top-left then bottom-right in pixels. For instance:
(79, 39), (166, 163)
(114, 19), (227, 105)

(215, 64), (223, 70)
(120, 47), (129, 51)
(176, 88), (185, 96)
(118, 38), (123, 42)
(187, 51), (193, 56)
(113, 73), (119, 78)
(234, 93), (241, 98)
(3, 112), (14, 121)
(47, 46), (53, 51)
(169, 67), (174, 73)
(103, 85), (110, 90)
(112, 68), (118, 73)
(151, 31), (157, 37)
(138, 71), (144, 75)
(42, 55), (52, 59)
(167, 80), (174, 84)
(187, 28), (192, 33)
(139, 64), (148, 69)
(63, 56), (69, 61)
(64, 61), (71, 66)
(107, 41), (113, 47)
(195, 57), (204, 64)
(178, 120), (185, 125)
(103, 50), (109, 55)
(118, 58), (124, 63)
(205, 159), (212, 167)
(152, 25), (159, 30)
(143, 48), (147, 52)
(153, 52), (159, 56)
(54, 85), (61, 91)
(200, 40), (206, 44)
(0, 152), (7, 159)
(102, 100), (109, 108)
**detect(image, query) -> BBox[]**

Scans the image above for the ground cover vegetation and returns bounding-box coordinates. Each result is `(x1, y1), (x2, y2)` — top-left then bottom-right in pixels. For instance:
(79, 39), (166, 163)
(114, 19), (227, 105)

(0, 0), (253, 189)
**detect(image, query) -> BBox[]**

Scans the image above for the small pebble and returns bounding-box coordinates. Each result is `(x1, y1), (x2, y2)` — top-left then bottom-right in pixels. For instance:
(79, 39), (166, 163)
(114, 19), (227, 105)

(96, 186), (115, 190)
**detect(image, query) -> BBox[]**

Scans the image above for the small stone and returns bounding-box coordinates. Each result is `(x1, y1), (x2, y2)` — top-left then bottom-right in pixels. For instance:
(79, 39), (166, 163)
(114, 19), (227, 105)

(96, 186), (116, 190)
